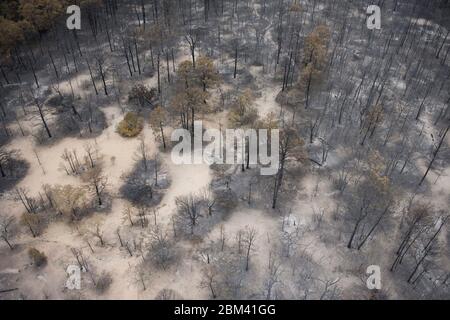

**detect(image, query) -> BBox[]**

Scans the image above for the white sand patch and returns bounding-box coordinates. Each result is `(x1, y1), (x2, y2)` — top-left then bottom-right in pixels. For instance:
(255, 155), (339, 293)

(156, 154), (212, 226)
(6, 102), (156, 198)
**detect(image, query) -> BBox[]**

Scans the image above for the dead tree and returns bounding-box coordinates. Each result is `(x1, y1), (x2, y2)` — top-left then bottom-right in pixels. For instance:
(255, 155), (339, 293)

(92, 224), (105, 246)
(0, 215), (17, 250)
(83, 143), (99, 169)
(33, 97), (52, 138)
(135, 135), (150, 172)
(407, 215), (449, 283)
(419, 124), (450, 186)
(85, 167), (108, 206)
(272, 125), (305, 209)
(391, 204), (432, 272)
(175, 194), (203, 235)
(242, 227), (257, 271)
(148, 227), (176, 270)
(263, 252), (282, 299)
(185, 29), (199, 69)
(0, 148), (21, 178)
(200, 266), (219, 299)
(15, 187), (38, 214)
(122, 205), (135, 226)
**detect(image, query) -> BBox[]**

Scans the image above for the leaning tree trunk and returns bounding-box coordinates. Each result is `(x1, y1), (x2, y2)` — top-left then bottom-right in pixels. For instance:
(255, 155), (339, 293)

(2, 237), (13, 250)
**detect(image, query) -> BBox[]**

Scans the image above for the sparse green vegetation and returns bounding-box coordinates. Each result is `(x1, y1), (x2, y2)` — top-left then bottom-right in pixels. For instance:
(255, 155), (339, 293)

(117, 112), (144, 138)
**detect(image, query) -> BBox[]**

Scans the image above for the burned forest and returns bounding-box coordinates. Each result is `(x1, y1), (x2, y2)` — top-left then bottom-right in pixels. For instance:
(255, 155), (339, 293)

(0, 0), (450, 301)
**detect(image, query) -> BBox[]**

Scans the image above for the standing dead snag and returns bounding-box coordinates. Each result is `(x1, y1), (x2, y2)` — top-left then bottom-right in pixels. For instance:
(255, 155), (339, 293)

(154, 153), (160, 186)
(84, 166), (108, 206)
(71, 248), (85, 270)
(83, 143), (99, 169)
(281, 225), (301, 258)
(345, 152), (393, 250)
(120, 155), (157, 205)
(236, 230), (243, 254)
(125, 241), (133, 257)
(242, 227), (257, 271)
(185, 29), (199, 69)
(152, 208), (158, 225)
(0, 148), (21, 178)
(200, 266), (219, 299)
(201, 186), (216, 216)
(137, 205), (148, 228)
(148, 227), (177, 270)
(272, 125), (305, 209)
(391, 204), (432, 272)
(149, 106), (168, 149)
(228, 90), (258, 172)
(0, 215), (17, 250)
(175, 193), (203, 235)
(407, 215), (449, 283)
(15, 187), (38, 214)
(97, 57), (108, 96)
(137, 269), (146, 291)
(135, 134), (150, 172)
(116, 228), (123, 247)
(263, 252), (283, 300)
(92, 224), (105, 246)
(219, 225), (226, 251)
(419, 124), (450, 186)
(61, 149), (82, 175)
(71, 248), (97, 285)
(122, 205), (135, 227)
(86, 59), (98, 95)
(32, 96), (52, 138)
